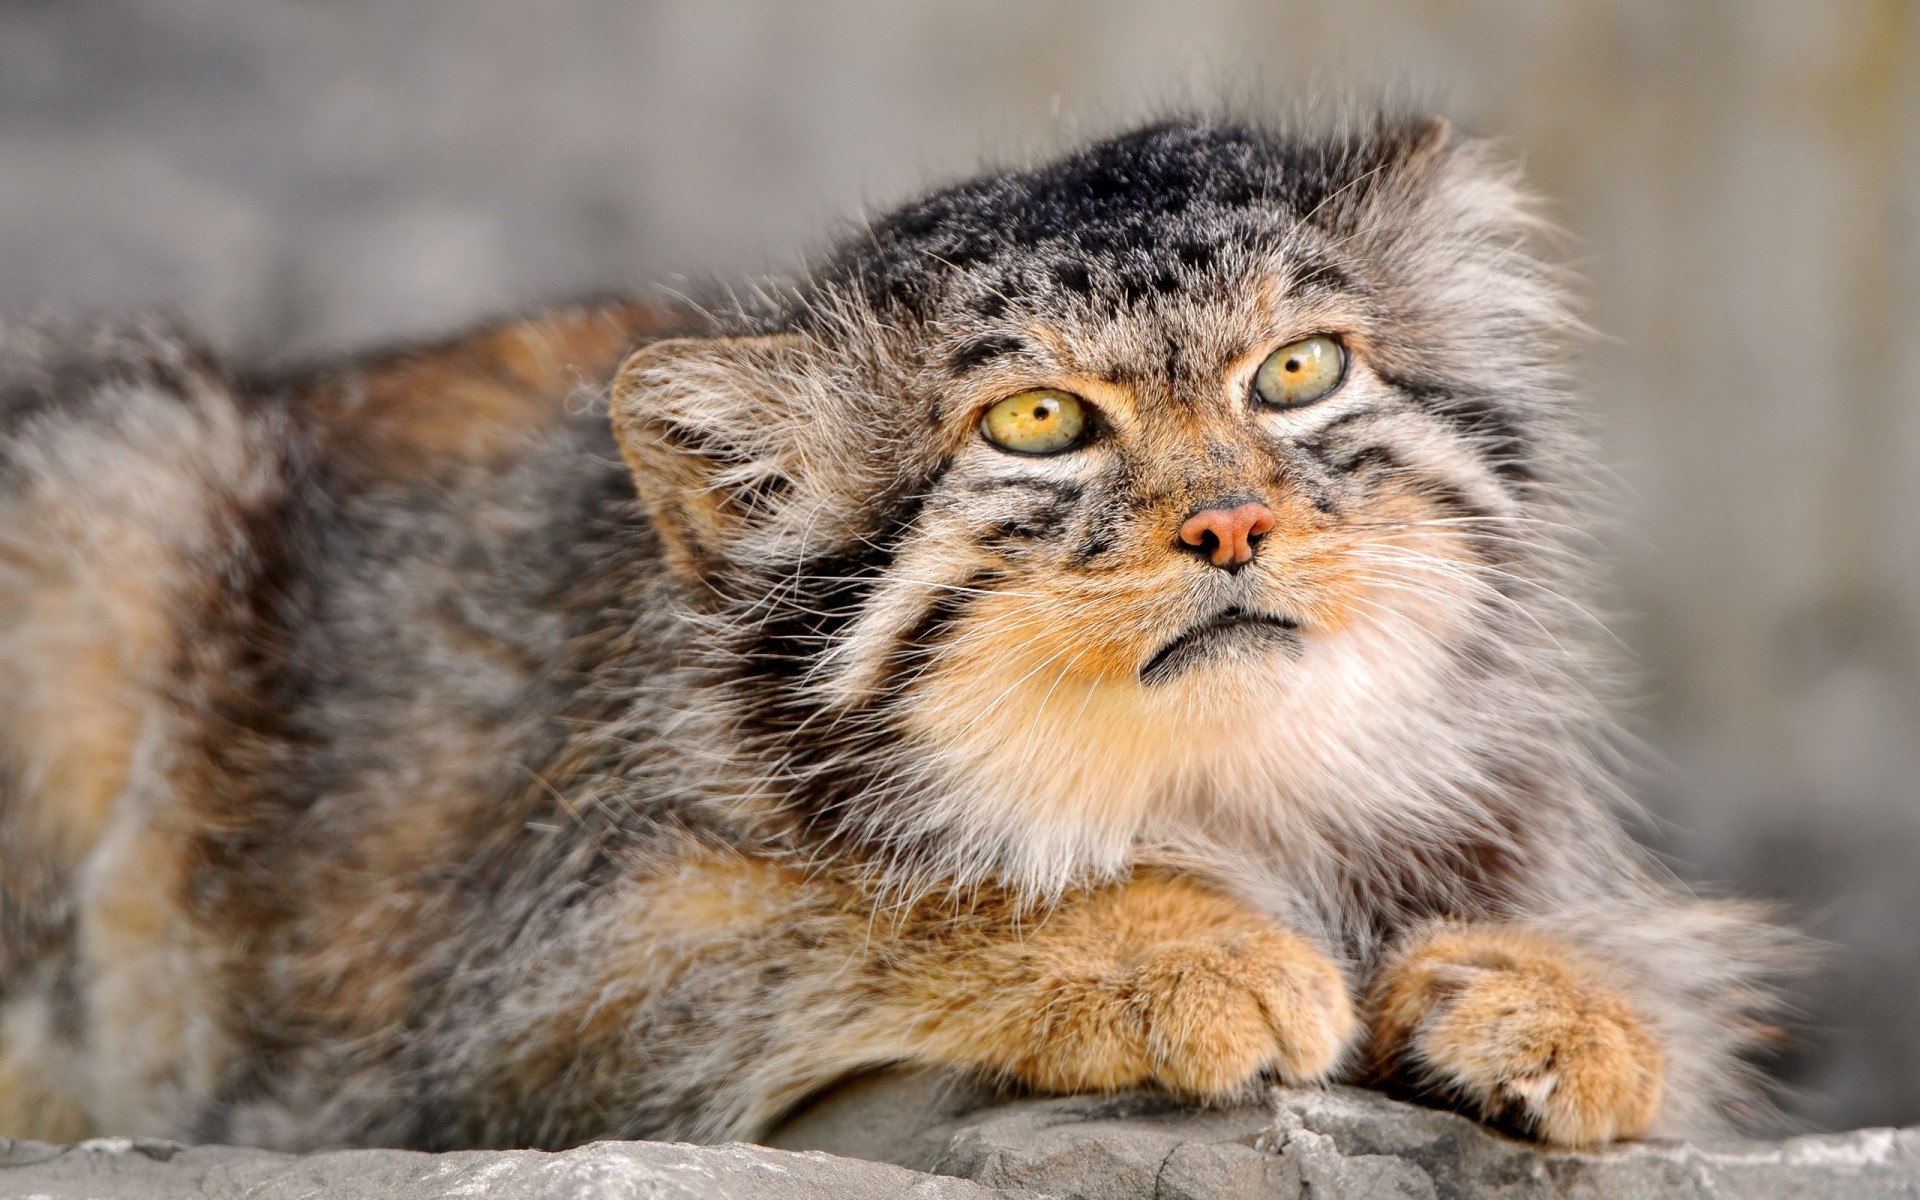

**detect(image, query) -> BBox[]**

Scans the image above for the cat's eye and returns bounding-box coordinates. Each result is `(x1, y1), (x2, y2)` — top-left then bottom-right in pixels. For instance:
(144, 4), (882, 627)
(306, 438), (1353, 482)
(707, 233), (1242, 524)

(1252, 335), (1345, 409)
(981, 389), (1088, 455)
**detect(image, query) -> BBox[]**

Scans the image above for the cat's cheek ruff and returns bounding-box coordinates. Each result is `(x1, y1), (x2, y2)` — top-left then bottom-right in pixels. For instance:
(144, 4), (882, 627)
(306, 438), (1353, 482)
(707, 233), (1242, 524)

(775, 428), (1522, 901)
(809, 524), (1003, 711)
(873, 547), (1488, 901)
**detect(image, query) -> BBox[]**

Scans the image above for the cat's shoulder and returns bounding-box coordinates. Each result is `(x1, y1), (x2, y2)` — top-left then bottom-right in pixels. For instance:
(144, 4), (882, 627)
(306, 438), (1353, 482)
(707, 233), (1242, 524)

(265, 299), (683, 481)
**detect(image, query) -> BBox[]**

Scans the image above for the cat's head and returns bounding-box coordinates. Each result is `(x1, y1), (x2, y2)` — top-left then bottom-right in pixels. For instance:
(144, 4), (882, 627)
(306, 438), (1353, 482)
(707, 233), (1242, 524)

(612, 113), (1594, 895)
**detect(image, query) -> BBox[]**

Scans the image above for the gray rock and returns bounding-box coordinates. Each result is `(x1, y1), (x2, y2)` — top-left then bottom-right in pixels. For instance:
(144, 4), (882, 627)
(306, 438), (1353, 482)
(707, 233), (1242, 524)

(7, 1075), (1919, 1198)
(771, 1071), (1920, 1199)
(0, 1131), (1012, 1200)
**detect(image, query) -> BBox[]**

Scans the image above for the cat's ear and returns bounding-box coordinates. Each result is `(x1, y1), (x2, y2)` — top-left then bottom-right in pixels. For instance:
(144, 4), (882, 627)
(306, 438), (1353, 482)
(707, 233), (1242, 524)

(1406, 114), (1453, 158)
(611, 334), (815, 586)
(1381, 113), (1455, 180)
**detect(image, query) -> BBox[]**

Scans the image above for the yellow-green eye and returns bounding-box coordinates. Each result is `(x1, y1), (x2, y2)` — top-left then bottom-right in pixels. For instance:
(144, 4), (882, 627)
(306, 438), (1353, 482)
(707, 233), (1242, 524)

(1253, 335), (1345, 409)
(981, 389), (1088, 455)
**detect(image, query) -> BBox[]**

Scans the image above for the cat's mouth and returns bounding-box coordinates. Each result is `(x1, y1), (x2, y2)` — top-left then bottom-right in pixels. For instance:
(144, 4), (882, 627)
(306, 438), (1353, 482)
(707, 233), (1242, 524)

(1138, 606), (1302, 687)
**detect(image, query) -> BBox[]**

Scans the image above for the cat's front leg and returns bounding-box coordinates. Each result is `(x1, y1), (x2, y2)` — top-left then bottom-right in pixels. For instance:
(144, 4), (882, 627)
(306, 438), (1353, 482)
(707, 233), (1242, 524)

(900, 872), (1358, 1098)
(472, 856), (1357, 1145)
(1364, 924), (1664, 1146)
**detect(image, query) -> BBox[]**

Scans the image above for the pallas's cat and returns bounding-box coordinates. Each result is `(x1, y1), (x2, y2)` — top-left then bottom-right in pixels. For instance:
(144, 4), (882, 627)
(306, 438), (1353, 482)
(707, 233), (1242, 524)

(0, 113), (1793, 1151)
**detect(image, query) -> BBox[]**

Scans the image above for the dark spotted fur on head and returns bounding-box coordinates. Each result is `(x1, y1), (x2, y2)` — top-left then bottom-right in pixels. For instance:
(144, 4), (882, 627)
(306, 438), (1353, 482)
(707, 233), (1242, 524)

(0, 110), (1797, 1152)
(614, 112), (1581, 890)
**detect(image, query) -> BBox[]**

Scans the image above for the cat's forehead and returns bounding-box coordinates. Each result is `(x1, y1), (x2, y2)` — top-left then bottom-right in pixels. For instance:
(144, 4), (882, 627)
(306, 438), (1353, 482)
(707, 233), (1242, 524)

(796, 117), (1429, 395)
(937, 269), (1348, 409)
(822, 118), (1410, 327)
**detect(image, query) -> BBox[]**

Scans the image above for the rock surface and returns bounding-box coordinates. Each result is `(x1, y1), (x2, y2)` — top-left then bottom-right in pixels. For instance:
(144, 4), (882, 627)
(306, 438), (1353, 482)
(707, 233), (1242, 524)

(0, 1132), (1004, 1200)
(6, 1073), (1919, 1198)
(773, 1071), (1920, 1199)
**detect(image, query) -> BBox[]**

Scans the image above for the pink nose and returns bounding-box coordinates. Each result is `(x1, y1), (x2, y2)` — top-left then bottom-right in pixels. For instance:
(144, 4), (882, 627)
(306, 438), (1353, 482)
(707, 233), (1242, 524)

(1177, 501), (1275, 569)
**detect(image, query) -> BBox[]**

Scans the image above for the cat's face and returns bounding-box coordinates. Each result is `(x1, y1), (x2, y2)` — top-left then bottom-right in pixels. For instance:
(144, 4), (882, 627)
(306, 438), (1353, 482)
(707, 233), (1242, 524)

(614, 116), (1580, 890)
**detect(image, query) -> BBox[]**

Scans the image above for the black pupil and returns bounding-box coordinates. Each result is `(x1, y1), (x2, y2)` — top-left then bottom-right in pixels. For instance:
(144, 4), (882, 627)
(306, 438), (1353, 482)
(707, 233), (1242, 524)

(1032, 403), (1051, 420)
(1285, 357), (1301, 373)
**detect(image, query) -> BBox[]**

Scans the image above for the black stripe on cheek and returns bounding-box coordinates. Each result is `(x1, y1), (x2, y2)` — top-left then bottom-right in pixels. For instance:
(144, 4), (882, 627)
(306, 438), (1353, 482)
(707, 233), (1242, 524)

(1414, 476), (1495, 523)
(1324, 438), (1496, 522)
(984, 498), (1075, 543)
(1290, 406), (1381, 473)
(730, 494), (931, 685)
(1375, 369), (1535, 483)
(737, 566), (881, 684)
(1445, 395), (1534, 483)
(1409, 478), (1520, 573)
(1337, 444), (1402, 475)
(976, 475), (1086, 543)
(875, 571), (998, 694)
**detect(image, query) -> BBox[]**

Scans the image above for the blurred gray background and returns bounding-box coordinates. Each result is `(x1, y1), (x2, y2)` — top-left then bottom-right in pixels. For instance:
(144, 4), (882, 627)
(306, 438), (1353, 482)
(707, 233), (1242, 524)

(2, 0), (1916, 1133)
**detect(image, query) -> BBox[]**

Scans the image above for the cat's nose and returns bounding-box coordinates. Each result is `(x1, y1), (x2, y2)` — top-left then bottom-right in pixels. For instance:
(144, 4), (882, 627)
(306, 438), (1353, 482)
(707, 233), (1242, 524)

(1177, 500), (1275, 570)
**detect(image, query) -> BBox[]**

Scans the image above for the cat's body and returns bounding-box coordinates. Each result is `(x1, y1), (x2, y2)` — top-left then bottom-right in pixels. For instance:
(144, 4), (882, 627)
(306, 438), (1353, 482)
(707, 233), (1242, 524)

(0, 114), (1791, 1152)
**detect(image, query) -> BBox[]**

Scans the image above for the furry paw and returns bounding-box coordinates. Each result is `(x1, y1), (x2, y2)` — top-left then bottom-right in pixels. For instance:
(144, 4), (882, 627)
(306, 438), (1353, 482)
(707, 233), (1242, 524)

(1367, 926), (1664, 1146)
(1131, 926), (1357, 1094)
(986, 877), (1357, 1099)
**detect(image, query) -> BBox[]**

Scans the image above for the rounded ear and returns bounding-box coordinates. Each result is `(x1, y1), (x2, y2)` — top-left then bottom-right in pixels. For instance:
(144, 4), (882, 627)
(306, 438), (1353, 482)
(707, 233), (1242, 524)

(1401, 114), (1453, 164)
(611, 334), (812, 586)
(1365, 113), (1457, 193)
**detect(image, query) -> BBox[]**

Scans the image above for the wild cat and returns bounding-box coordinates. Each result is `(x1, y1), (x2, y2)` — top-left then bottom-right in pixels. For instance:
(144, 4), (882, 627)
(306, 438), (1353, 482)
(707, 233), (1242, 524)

(0, 111), (1794, 1153)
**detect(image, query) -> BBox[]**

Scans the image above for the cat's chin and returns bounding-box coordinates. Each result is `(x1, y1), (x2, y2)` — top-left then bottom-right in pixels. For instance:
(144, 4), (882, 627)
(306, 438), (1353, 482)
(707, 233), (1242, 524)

(1137, 607), (1303, 687)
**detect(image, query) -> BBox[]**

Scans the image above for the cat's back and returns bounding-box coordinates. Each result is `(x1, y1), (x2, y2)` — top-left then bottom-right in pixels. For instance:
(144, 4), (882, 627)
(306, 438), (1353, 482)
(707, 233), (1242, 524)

(0, 302), (672, 1001)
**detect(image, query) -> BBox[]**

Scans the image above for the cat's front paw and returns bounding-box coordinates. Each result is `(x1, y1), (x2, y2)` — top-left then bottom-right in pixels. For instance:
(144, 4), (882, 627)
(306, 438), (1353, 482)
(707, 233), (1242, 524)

(1132, 925), (1357, 1095)
(988, 877), (1357, 1099)
(1367, 926), (1663, 1146)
